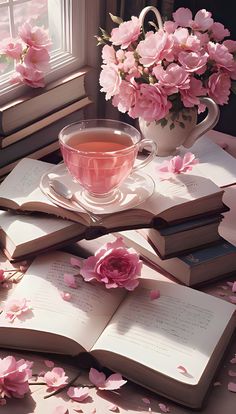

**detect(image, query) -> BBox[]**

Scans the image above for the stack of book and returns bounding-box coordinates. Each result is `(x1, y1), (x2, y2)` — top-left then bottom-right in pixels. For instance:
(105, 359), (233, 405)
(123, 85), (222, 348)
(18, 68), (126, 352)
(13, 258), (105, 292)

(0, 142), (235, 410)
(0, 67), (92, 179)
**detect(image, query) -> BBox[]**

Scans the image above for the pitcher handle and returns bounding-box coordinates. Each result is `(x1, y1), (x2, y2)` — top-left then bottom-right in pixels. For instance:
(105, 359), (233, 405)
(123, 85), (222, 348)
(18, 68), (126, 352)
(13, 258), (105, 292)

(184, 97), (220, 148)
(132, 139), (157, 173)
(139, 6), (163, 31)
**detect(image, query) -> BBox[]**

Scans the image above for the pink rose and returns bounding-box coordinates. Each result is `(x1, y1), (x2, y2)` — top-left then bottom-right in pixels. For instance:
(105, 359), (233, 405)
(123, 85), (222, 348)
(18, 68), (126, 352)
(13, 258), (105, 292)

(112, 78), (139, 114)
(153, 63), (190, 94)
(18, 22), (51, 49)
(178, 51), (208, 74)
(99, 63), (121, 100)
(2, 41), (23, 60)
(24, 46), (50, 71)
(208, 72), (231, 105)
(12, 63), (45, 88)
(223, 40), (236, 53)
(207, 42), (234, 70)
(190, 9), (213, 31)
(80, 237), (142, 291)
(211, 22), (230, 42)
(172, 7), (192, 27)
(101, 44), (116, 64)
(136, 31), (170, 67)
(0, 356), (33, 399)
(110, 16), (141, 49)
(180, 77), (206, 108)
(173, 28), (200, 53)
(132, 83), (172, 122)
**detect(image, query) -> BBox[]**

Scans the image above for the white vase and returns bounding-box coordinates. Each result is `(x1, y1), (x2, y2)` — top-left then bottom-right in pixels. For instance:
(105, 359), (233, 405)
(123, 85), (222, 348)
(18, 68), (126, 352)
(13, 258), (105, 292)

(139, 97), (220, 157)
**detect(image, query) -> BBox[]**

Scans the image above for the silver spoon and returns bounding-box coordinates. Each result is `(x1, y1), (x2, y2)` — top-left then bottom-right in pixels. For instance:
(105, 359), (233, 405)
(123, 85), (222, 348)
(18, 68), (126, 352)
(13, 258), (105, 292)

(48, 178), (99, 222)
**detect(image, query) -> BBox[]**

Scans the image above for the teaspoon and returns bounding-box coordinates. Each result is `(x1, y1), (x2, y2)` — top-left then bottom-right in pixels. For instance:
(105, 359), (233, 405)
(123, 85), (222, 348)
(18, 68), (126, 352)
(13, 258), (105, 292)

(48, 178), (99, 222)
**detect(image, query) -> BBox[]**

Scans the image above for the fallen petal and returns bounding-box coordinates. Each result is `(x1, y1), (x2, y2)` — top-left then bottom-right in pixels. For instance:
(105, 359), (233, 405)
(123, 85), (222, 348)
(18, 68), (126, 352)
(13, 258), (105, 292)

(150, 289), (160, 300)
(52, 405), (69, 414)
(60, 291), (72, 301)
(228, 370), (236, 377)
(44, 359), (54, 368)
(228, 382), (236, 392)
(177, 365), (188, 374)
(70, 257), (82, 268)
(142, 397), (151, 404)
(108, 403), (119, 411)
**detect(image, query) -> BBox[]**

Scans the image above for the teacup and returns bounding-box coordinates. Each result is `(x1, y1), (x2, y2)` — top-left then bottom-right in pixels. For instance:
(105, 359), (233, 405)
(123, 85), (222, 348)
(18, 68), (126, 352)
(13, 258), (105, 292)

(59, 119), (157, 200)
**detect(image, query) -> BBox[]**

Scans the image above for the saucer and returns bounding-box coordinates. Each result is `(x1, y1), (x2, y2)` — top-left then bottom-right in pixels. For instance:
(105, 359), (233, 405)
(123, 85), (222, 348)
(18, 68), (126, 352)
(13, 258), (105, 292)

(40, 163), (155, 215)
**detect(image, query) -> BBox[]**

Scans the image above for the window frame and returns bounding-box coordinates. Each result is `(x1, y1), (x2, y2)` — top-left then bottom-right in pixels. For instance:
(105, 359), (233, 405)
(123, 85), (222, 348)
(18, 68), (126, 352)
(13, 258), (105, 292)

(0, 0), (87, 105)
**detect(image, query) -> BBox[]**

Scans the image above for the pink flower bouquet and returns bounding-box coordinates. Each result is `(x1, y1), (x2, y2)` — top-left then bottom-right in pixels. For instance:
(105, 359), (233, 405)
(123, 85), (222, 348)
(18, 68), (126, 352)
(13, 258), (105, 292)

(0, 22), (51, 88)
(97, 7), (236, 124)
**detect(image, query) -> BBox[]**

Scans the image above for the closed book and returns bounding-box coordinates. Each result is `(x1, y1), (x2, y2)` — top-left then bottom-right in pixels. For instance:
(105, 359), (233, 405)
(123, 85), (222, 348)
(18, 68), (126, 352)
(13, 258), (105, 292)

(0, 250), (235, 409)
(0, 67), (89, 135)
(137, 215), (222, 258)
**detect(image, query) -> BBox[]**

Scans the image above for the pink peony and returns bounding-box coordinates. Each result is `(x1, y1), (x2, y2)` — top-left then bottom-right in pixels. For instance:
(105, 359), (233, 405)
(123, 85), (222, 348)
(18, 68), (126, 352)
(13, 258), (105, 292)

(178, 51), (208, 74)
(80, 237), (142, 291)
(3, 298), (32, 322)
(172, 7), (192, 27)
(190, 9), (213, 31)
(24, 46), (50, 71)
(208, 72), (231, 105)
(101, 44), (117, 64)
(12, 63), (45, 88)
(99, 63), (121, 100)
(112, 78), (139, 114)
(211, 22), (230, 42)
(131, 83), (171, 122)
(180, 77), (206, 108)
(43, 367), (68, 391)
(137, 31), (170, 67)
(18, 22), (51, 49)
(0, 356), (33, 399)
(1, 41), (23, 60)
(153, 63), (190, 94)
(207, 42), (234, 70)
(110, 16), (141, 49)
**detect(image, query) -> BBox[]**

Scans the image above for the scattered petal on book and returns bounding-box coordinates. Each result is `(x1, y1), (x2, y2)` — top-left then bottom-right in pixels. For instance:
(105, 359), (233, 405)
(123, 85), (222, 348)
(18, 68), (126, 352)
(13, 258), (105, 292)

(70, 257), (82, 268)
(177, 365), (188, 374)
(67, 386), (90, 402)
(64, 273), (78, 289)
(158, 402), (170, 412)
(228, 370), (236, 377)
(3, 298), (32, 322)
(44, 367), (68, 391)
(80, 237), (142, 291)
(60, 291), (72, 301)
(52, 405), (69, 414)
(228, 382), (236, 392)
(44, 359), (55, 368)
(150, 289), (160, 300)
(232, 281), (236, 292)
(156, 153), (199, 180)
(213, 381), (221, 386)
(89, 368), (127, 390)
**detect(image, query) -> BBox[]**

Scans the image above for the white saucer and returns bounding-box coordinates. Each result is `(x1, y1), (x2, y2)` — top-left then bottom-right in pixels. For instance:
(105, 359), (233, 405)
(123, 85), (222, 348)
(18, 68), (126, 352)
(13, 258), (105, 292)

(40, 163), (155, 215)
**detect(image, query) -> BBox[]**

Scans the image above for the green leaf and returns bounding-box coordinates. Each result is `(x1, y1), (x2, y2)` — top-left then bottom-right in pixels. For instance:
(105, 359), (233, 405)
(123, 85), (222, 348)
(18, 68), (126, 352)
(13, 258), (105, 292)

(160, 118), (168, 127)
(109, 13), (123, 25)
(169, 123), (175, 130)
(99, 27), (110, 40)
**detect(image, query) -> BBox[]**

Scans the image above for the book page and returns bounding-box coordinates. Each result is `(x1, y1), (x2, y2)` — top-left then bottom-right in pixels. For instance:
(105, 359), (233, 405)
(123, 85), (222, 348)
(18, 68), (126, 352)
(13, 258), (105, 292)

(93, 281), (235, 384)
(0, 158), (90, 224)
(0, 251), (126, 351)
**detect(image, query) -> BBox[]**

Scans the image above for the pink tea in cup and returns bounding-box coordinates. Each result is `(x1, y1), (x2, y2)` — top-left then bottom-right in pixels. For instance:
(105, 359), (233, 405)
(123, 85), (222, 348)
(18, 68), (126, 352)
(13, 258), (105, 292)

(59, 119), (157, 199)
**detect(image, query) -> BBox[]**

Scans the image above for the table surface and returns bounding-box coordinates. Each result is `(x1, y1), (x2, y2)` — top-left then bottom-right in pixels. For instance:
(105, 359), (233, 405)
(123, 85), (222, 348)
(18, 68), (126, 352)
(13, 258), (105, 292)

(1, 130), (236, 414)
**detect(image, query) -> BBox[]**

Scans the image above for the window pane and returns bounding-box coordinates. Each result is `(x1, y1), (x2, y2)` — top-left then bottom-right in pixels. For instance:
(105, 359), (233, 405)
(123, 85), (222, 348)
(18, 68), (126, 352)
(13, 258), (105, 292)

(13, 0), (49, 34)
(0, 6), (14, 76)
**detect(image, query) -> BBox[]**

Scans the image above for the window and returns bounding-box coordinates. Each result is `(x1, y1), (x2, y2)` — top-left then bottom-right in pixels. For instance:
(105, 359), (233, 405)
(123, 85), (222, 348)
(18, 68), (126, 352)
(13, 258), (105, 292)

(0, 0), (87, 103)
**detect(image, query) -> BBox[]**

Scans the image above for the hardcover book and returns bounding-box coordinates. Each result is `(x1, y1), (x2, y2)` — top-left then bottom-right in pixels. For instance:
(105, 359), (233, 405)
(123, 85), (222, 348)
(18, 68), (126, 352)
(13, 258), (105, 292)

(0, 158), (226, 239)
(0, 250), (235, 409)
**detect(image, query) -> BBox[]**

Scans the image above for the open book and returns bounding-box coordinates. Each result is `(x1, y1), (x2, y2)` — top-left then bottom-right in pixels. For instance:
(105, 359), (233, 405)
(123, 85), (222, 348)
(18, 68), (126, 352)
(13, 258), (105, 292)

(0, 250), (235, 409)
(0, 210), (87, 261)
(0, 158), (226, 237)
